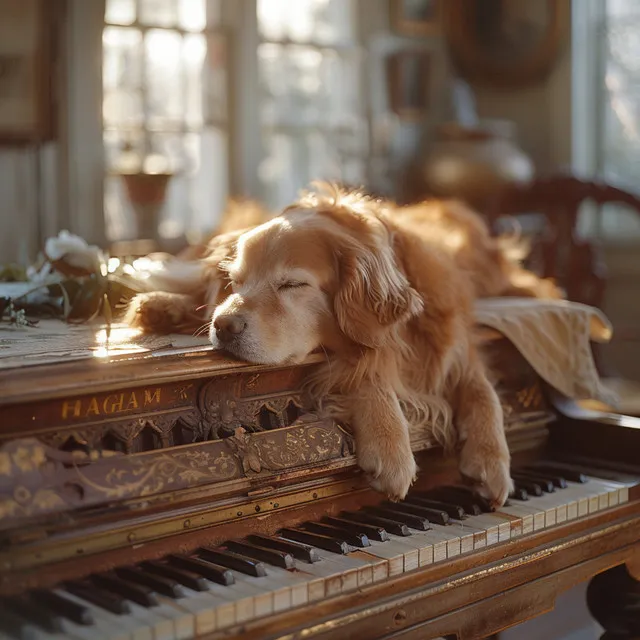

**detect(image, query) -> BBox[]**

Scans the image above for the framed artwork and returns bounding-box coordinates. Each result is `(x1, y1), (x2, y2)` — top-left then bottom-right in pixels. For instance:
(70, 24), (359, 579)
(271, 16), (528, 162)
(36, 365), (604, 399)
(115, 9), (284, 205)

(0, 0), (54, 143)
(391, 0), (442, 37)
(444, 0), (569, 88)
(387, 51), (431, 120)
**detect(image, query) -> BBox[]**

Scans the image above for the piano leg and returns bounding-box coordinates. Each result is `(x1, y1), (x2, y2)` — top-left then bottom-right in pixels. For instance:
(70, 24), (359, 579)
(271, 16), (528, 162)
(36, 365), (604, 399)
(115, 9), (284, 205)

(586, 564), (640, 639)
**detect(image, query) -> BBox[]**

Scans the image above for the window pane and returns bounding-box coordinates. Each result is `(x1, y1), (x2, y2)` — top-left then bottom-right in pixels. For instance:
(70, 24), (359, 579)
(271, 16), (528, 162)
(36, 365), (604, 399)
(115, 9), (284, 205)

(105, 0), (136, 25)
(183, 33), (206, 128)
(103, 27), (144, 128)
(103, 27), (142, 91)
(139, 0), (177, 27)
(145, 29), (184, 129)
(258, 0), (355, 45)
(187, 128), (228, 241)
(259, 44), (361, 127)
(204, 33), (227, 124)
(260, 131), (354, 209)
(178, 0), (206, 31)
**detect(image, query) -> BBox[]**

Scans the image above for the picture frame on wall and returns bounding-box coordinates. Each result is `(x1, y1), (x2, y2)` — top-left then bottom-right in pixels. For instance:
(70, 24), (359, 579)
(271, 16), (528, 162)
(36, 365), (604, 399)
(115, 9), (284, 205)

(0, 0), (54, 144)
(391, 0), (441, 37)
(386, 51), (431, 121)
(444, 0), (569, 88)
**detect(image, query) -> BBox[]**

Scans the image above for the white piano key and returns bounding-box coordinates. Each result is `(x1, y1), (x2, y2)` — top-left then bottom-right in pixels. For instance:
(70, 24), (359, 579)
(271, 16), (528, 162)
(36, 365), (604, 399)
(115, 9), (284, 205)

(387, 529), (436, 567)
(448, 518), (492, 551)
(468, 512), (513, 542)
(357, 538), (412, 575)
(421, 524), (463, 559)
(52, 588), (138, 640)
(584, 478), (624, 510)
(347, 550), (389, 585)
(288, 552), (367, 597)
(496, 503), (534, 534)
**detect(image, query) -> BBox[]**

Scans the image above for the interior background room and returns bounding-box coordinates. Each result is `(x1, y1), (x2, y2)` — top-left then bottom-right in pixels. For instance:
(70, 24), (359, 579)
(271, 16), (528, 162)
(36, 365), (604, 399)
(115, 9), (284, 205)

(1, 2), (638, 638)
(6, 1), (640, 385)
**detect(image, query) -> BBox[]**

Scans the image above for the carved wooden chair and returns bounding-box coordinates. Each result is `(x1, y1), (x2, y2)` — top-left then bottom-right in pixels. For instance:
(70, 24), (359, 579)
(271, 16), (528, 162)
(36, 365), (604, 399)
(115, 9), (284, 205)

(488, 173), (640, 411)
(488, 173), (640, 308)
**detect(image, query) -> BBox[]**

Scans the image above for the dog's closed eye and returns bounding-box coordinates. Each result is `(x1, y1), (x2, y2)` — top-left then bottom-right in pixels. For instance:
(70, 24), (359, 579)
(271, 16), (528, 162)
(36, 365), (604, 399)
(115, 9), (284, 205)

(278, 281), (310, 291)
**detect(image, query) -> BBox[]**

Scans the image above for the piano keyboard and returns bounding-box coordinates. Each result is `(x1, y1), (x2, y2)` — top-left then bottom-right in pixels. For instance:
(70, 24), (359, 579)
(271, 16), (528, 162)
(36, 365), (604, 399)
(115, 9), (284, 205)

(1, 461), (637, 640)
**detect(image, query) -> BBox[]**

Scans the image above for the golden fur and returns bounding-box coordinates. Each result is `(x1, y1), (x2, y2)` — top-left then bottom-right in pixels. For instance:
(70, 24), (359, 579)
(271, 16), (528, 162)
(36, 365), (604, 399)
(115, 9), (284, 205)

(126, 184), (561, 506)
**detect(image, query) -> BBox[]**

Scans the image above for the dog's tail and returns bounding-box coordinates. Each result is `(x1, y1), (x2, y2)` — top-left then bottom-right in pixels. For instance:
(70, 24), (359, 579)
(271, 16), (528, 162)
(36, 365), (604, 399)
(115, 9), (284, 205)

(493, 216), (565, 300)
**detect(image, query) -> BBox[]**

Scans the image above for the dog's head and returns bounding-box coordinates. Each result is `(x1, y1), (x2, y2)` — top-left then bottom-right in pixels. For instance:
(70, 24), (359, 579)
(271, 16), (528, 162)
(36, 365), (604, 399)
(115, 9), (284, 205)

(210, 186), (423, 364)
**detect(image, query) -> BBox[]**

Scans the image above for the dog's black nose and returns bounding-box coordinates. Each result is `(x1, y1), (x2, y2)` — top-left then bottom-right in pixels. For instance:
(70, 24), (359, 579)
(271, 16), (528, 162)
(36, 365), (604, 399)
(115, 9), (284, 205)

(214, 314), (247, 342)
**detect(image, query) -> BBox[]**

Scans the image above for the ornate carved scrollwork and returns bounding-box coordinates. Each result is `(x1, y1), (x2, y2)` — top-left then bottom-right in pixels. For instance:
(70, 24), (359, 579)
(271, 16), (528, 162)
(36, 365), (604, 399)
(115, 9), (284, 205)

(224, 423), (352, 476)
(197, 376), (307, 438)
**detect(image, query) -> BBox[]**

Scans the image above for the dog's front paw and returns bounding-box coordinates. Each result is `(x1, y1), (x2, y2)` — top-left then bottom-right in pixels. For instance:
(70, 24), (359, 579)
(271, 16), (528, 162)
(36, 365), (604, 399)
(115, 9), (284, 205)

(357, 439), (417, 501)
(124, 292), (190, 333)
(458, 439), (513, 508)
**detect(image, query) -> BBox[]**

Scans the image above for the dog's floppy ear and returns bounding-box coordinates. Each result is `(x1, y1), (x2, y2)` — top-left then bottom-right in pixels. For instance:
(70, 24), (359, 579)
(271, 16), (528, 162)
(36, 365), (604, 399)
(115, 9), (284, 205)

(333, 230), (423, 348)
(202, 227), (246, 308)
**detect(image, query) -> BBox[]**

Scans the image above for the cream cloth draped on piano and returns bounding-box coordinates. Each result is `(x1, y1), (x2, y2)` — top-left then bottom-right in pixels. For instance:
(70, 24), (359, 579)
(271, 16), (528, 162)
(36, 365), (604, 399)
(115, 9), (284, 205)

(475, 298), (618, 407)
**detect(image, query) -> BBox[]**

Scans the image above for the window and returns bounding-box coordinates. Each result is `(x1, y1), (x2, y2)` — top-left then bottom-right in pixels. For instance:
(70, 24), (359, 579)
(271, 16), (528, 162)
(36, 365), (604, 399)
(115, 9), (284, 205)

(576, 0), (640, 239)
(102, 0), (228, 244)
(101, 0), (368, 243)
(256, 0), (367, 210)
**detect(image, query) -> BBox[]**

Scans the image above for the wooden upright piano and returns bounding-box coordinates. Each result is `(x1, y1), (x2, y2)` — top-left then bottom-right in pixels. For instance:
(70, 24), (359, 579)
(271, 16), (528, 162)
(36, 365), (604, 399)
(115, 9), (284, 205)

(0, 318), (639, 640)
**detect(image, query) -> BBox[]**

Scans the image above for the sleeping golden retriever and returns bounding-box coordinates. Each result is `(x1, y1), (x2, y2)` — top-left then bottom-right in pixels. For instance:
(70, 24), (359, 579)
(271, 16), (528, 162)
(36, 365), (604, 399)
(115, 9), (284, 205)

(126, 184), (560, 507)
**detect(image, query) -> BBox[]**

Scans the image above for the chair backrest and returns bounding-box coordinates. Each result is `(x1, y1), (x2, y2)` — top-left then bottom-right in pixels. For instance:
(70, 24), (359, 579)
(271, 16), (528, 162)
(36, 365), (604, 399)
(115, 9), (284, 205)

(489, 174), (640, 308)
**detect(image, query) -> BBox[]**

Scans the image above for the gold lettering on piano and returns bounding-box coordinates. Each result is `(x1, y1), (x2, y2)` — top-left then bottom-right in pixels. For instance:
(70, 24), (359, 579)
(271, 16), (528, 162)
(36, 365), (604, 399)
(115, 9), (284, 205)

(86, 398), (100, 416)
(61, 399), (82, 419)
(144, 388), (161, 406)
(103, 394), (124, 413)
(59, 388), (162, 420)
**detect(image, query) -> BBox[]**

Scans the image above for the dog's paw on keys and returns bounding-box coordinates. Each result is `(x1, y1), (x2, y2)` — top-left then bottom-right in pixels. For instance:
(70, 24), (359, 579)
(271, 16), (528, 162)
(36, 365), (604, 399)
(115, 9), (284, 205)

(358, 440), (417, 501)
(458, 440), (513, 508)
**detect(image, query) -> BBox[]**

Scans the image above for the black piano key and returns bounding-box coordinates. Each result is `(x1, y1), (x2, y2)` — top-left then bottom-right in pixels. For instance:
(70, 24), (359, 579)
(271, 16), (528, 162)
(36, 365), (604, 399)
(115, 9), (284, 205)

(512, 477), (542, 497)
(247, 534), (320, 563)
(279, 528), (350, 555)
(534, 462), (589, 483)
(31, 589), (94, 626)
(322, 516), (390, 542)
(364, 505), (432, 531)
(4, 595), (64, 633)
(340, 510), (411, 537)
(0, 604), (38, 640)
(511, 472), (555, 493)
(417, 489), (482, 516)
(64, 579), (131, 615)
(115, 566), (186, 598)
(383, 501), (449, 526)
(166, 555), (235, 586)
(444, 486), (494, 512)
(521, 467), (568, 489)
(140, 560), (209, 592)
(509, 485), (530, 501)
(224, 540), (296, 569)
(301, 521), (371, 548)
(91, 572), (160, 607)
(403, 495), (466, 520)
(198, 548), (267, 577)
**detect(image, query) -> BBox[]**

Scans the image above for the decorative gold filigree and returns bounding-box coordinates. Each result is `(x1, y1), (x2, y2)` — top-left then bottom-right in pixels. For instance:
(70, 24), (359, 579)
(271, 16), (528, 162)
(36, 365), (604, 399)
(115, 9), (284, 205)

(224, 423), (347, 476)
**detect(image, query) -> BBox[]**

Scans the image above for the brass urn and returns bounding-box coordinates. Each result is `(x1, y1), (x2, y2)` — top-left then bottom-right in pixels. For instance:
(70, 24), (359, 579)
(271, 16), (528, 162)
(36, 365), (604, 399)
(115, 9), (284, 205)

(421, 120), (534, 210)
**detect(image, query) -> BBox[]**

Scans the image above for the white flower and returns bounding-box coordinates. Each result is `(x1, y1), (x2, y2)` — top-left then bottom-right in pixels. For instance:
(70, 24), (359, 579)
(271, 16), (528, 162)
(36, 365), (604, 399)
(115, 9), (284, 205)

(44, 230), (106, 276)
